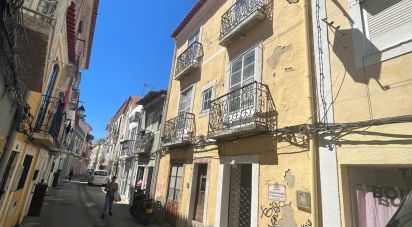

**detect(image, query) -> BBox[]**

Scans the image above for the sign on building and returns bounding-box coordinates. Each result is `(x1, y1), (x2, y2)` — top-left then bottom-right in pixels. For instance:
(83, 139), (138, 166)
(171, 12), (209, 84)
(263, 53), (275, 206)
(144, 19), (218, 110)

(268, 184), (286, 201)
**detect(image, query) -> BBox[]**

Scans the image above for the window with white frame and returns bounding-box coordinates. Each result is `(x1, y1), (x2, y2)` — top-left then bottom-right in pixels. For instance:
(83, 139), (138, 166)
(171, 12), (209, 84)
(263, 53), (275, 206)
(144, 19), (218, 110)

(201, 87), (214, 112)
(167, 165), (184, 201)
(230, 49), (256, 92)
(361, 0), (412, 53)
(188, 28), (200, 46)
(178, 86), (194, 114)
(229, 48), (256, 112)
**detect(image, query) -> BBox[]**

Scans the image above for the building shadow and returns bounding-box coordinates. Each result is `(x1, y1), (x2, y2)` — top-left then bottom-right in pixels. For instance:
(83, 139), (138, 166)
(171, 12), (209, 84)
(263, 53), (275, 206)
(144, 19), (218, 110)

(331, 28), (382, 84)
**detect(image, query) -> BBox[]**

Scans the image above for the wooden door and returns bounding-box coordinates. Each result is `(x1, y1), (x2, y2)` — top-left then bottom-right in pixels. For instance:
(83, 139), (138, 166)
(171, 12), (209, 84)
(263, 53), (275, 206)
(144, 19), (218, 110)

(165, 165), (183, 226)
(193, 164), (207, 223)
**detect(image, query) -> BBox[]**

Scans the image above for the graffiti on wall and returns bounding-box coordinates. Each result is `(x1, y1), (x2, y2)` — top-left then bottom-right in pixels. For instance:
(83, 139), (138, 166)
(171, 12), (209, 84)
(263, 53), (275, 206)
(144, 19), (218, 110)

(300, 219), (312, 227)
(261, 201), (283, 226)
(261, 201), (298, 227)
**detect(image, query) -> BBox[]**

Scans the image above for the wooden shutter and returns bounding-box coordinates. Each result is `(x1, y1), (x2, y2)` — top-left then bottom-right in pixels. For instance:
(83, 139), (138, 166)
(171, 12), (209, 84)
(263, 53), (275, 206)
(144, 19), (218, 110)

(363, 0), (412, 51)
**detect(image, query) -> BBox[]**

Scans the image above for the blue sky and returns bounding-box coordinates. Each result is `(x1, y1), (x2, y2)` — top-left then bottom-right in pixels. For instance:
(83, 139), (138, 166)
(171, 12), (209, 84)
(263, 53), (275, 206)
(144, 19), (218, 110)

(80, 0), (195, 139)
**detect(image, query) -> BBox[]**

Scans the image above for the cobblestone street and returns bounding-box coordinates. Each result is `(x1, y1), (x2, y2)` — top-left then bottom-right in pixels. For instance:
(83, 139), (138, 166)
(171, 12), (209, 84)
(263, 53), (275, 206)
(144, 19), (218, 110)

(20, 176), (167, 227)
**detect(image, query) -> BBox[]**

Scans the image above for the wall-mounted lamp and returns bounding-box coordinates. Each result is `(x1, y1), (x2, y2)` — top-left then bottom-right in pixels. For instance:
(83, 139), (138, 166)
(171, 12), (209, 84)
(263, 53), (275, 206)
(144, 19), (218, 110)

(287, 0), (299, 3)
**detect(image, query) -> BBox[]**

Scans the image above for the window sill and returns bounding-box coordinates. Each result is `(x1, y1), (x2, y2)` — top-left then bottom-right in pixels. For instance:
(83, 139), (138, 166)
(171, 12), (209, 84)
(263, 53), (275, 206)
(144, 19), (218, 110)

(199, 111), (210, 118)
(363, 39), (412, 67)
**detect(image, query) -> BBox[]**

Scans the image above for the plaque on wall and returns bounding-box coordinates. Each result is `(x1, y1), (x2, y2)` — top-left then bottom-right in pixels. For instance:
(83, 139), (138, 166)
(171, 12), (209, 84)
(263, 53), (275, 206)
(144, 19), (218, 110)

(268, 184), (286, 201)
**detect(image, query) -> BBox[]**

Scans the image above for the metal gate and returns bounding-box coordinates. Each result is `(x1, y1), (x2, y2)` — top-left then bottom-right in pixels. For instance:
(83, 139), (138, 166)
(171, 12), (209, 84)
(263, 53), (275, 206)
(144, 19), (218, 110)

(228, 164), (252, 227)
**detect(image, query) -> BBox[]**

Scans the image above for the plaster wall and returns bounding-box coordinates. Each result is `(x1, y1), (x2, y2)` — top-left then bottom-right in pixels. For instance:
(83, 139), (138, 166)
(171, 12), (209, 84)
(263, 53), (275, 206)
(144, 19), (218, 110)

(322, 0), (412, 226)
(161, 0), (315, 225)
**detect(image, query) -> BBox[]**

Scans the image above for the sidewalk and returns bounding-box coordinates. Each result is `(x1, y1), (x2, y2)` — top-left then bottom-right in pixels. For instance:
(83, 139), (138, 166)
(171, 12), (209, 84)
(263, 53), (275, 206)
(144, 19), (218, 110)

(20, 176), (169, 227)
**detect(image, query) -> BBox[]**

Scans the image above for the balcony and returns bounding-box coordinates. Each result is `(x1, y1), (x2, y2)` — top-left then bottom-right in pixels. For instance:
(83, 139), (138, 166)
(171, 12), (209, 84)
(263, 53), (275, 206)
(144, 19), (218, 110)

(22, 0), (59, 25)
(32, 95), (67, 148)
(174, 42), (203, 80)
(219, 0), (271, 45)
(18, 0), (61, 93)
(162, 112), (196, 147)
(208, 81), (276, 139)
(120, 130), (154, 156)
(129, 111), (141, 123)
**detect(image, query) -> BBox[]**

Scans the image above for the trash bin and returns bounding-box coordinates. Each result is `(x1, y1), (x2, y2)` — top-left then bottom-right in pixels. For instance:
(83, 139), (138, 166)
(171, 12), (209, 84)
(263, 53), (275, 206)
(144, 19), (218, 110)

(28, 183), (48, 216)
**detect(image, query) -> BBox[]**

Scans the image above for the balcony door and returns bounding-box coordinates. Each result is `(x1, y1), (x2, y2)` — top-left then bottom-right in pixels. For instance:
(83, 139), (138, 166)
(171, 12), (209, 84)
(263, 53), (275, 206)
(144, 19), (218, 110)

(35, 64), (60, 130)
(188, 29), (200, 46)
(228, 49), (256, 125)
(176, 86), (193, 140)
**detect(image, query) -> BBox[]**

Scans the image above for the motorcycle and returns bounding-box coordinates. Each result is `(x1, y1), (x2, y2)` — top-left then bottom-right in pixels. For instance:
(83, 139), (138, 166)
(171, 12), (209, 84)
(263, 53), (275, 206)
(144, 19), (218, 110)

(129, 189), (161, 225)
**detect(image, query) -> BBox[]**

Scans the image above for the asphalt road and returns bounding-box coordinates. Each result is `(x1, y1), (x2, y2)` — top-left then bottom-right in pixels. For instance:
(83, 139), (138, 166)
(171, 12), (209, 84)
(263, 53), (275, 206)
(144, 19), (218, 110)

(21, 177), (168, 227)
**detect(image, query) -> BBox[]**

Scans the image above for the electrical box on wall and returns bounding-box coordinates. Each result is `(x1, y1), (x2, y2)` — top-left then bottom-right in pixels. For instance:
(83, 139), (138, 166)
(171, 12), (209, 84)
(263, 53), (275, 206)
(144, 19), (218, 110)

(296, 190), (311, 211)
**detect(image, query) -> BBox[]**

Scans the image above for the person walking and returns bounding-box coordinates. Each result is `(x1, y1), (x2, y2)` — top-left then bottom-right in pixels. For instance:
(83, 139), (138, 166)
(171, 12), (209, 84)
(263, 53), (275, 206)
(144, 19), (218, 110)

(101, 176), (118, 219)
(68, 168), (74, 181)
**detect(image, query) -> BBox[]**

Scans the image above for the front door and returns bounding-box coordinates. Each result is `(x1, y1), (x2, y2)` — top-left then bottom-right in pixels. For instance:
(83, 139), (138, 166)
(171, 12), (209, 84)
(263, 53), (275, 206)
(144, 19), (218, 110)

(228, 164), (252, 227)
(165, 165), (184, 226)
(193, 164), (207, 223)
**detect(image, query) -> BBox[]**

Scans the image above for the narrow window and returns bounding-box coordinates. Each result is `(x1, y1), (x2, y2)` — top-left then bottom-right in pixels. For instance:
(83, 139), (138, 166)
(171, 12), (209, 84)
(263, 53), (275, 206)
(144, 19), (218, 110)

(178, 86), (194, 114)
(201, 87), (214, 112)
(167, 165), (184, 201)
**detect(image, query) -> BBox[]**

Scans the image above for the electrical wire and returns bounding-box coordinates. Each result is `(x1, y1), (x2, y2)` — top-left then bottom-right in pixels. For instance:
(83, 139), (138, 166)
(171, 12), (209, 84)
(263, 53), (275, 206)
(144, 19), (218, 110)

(0, 0), (33, 135)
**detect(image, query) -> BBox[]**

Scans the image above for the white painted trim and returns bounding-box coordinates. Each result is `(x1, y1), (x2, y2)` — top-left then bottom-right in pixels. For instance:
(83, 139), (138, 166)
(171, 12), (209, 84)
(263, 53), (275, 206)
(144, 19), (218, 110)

(200, 80), (216, 115)
(187, 27), (202, 48)
(202, 163), (210, 225)
(214, 155), (260, 227)
(256, 43), (263, 83)
(364, 39), (412, 66)
(350, 1), (412, 68)
(224, 45), (262, 94)
(202, 48), (226, 66)
(312, 0), (341, 226)
(186, 161), (211, 226)
(199, 26), (203, 44)
(220, 154), (259, 163)
(214, 163), (230, 227)
(177, 84), (195, 114)
(186, 164), (197, 226)
(251, 163), (260, 227)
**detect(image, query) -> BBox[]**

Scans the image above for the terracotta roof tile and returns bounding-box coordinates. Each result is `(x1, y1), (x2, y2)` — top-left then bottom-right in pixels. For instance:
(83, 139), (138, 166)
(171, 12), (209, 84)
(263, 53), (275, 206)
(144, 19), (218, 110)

(171, 0), (207, 38)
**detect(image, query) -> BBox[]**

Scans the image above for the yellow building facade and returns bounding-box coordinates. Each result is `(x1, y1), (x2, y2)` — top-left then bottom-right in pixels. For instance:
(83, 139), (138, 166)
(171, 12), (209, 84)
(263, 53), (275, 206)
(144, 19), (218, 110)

(0, 0), (98, 226)
(156, 0), (318, 226)
(311, 0), (412, 227)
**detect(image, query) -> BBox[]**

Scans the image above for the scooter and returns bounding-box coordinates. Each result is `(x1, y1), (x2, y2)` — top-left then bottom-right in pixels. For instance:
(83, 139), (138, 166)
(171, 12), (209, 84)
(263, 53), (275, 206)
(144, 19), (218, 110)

(129, 189), (159, 225)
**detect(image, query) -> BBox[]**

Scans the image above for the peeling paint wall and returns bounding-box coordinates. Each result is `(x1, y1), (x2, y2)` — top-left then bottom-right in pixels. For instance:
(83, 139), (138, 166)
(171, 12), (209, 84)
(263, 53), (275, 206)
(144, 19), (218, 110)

(159, 0), (315, 226)
(322, 0), (412, 226)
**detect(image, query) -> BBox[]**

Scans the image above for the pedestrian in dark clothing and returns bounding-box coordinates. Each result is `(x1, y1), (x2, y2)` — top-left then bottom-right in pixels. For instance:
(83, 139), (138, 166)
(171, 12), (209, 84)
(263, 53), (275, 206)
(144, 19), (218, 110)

(101, 176), (119, 219)
(68, 168), (74, 181)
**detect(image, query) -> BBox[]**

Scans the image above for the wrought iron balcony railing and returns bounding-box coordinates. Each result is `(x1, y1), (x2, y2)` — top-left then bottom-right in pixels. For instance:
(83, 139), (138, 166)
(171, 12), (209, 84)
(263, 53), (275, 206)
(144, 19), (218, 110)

(220, 0), (271, 44)
(162, 112), (196, 146)
(22, 0), (59, 24)
(120, 130), (154, 156)
(129, 111), (141, 123)
(208, 81), (276, 139)
(33, 95), (66, 146)
(175, 42), (203, 80)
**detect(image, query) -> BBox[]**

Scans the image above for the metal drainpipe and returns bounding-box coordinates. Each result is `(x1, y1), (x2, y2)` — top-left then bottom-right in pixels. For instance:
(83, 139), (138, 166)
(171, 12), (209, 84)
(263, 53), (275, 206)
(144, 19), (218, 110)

(303, 0), (320, 226)
(152, 42), (177, 200)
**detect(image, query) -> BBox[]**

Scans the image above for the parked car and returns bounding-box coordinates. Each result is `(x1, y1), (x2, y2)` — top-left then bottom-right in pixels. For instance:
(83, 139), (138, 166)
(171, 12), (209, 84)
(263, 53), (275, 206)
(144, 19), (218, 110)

(88, 170), (109, 186)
